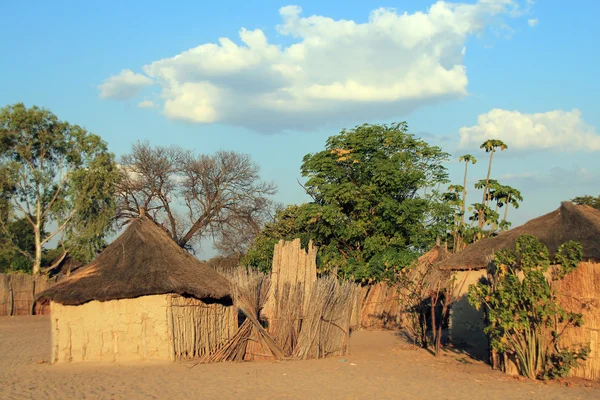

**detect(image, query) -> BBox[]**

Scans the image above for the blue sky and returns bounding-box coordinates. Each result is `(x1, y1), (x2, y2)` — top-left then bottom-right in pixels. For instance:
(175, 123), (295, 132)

(1, 0), (599, 257)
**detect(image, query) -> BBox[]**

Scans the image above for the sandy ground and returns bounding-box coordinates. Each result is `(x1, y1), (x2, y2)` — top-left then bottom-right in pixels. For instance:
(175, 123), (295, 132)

(0, 316), (598, 400)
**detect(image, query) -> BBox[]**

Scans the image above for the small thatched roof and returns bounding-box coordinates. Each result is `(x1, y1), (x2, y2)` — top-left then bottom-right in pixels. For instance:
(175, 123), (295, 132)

(436, 202), (600, 271)
(37, 217), (232, 305)
(42, 251), (83, 278)
(413, 246), (452, 290)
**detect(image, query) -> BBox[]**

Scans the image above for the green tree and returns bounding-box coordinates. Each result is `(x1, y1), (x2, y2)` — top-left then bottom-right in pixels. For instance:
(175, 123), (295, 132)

(478, 140), (507, 228)
(296, 122), (451, 281)
(468, 235), (588, 379)
(493, 185), (523, 229)
(572, 195), (600, 209)
(0, 217), (37, 273)
(242, 204), (312, 272)
(0, 103), (119, 274)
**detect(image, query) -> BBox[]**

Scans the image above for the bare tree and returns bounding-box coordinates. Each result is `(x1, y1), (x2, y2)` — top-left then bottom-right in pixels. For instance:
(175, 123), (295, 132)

(116, 141), (277, 253)
(116, 142), (188, 241)
(213, 197), (281, 259)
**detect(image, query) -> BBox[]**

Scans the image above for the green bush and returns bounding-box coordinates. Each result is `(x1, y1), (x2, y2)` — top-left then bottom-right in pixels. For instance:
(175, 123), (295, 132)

(468, 235), (589, 379)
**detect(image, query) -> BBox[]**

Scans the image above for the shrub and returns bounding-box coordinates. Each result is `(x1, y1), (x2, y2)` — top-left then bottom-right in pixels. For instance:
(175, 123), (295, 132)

(468, 235), (589, 379)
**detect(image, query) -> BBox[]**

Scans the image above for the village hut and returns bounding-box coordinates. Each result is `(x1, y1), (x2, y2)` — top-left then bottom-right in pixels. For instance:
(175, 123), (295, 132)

(36, 215), (237, 363)
(43, 251), (83, 278)
(435, 202), (600, 379)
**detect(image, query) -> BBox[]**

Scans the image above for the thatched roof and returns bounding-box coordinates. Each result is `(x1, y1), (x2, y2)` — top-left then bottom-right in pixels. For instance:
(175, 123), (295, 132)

(436, 202), (600, 271)
(413, 246), (452, 290)
(42, 251), (83, 278)
(37, 217), (232, 305)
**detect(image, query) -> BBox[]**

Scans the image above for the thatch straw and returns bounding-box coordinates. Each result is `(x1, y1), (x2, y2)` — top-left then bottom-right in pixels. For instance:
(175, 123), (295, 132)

(356, 283), (404, 331)
(169, 295), (237, 360)
(37, 217), (232, 305)
(204, 268), (285, 362)
(263, 239), (317, 320)
(436, 202), (600, 271)
(268, 282), (305, 355)
(208, 238), (357, 363)
(293, 277), (357, 360)
(554, 262), (600, 380)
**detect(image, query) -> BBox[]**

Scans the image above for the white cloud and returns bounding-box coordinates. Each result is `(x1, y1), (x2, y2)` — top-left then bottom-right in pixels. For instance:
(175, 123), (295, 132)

(101, 1), (526, 132)
(98, 69), (154, 100)
(459, 109), (600, 152)
(137, 100), (156, 108)
(527, 18), (539, 27)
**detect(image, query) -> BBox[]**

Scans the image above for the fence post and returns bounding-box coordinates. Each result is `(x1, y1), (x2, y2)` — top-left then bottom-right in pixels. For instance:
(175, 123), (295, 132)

(8, 276), (14, 317)
(31, 278), (36, 315)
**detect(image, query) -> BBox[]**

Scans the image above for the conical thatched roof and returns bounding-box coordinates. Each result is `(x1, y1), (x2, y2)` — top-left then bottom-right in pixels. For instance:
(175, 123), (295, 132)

(411, 246), (452, 291)
(37, 217), (232, 305)
(436, 202), (600, 271)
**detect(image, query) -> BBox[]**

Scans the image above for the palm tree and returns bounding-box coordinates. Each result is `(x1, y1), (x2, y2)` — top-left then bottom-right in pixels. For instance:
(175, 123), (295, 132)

(443, 184), (464, 252)
(499, 185), (523, 227)
(478, 140), (507, 228)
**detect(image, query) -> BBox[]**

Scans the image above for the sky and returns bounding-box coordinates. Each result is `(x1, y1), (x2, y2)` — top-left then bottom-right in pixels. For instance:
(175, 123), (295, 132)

(1, 0), (599, 258)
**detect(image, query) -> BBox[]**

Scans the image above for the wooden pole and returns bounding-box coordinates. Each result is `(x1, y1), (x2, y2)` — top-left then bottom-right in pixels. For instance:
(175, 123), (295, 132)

(8, 277), (13, 317)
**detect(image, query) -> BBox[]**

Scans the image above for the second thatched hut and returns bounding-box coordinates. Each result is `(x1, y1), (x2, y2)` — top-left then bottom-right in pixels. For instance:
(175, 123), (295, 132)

(435, 202), (600, 379)
(37, 216), (237, 363)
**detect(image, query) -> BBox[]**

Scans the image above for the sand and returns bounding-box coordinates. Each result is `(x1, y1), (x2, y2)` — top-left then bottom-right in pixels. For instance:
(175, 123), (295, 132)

(0, 316), (598, 400)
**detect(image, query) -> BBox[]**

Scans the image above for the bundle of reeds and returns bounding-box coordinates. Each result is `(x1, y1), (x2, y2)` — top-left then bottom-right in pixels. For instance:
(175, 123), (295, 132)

(293, 277), (357, 360)
(169, 295), (237, 360)
(208, 239), (358, 363)
(204, 268), (285, 362)
(267, 281), (305, 355)
(357, 283), (402, 330)
(263, 239), (317, 320)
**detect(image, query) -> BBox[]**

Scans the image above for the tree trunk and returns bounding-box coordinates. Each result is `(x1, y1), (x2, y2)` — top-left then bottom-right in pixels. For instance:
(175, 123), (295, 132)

(430, 295), (438, 356)
(478, 150), (495, 229)
(502, 193), (511, 225)
(33, 227), (42, 275)
(461, 163), (468, 226)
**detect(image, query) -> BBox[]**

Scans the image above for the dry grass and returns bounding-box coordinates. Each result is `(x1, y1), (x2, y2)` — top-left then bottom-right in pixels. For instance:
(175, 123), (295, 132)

(555, 262), (600, 380)
(169, 295), (237, 360)
(293, 277), (356, 359)
(437, 202), (600, 271)
(37, 217), (232, 305)
(205, 268), (285, 362)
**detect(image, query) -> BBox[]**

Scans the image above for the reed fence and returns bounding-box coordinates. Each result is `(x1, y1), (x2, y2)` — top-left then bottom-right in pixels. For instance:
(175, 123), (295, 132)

(0, 273), (59, 316)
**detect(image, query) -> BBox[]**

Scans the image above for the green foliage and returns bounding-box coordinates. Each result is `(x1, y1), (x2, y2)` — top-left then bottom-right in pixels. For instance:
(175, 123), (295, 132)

(543, 346), (591, 380)
(242, 205), (312, 272)
(445, 141), (523, 251)
(0, 103), (120, 272)
(299, 122), (451, 281)
(480, 139), (508, 152)
(572, 195), (600, 210)
(553, 240), (583, 280)
(468, 235), (588, 379)
(246, 123), (452, 281)
(459, 154), (477, 165)
(468, 203), (499, 230)
(0, 217), (36, 273)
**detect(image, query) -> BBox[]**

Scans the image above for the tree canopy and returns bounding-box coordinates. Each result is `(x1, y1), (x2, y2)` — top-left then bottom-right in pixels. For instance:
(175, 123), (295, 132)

(572, 195), (600, 210)
(0, 103), (119, 274)
(245, 123), (452, 281)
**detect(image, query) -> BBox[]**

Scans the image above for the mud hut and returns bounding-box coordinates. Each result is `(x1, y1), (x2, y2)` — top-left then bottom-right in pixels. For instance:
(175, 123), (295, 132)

(435, 202), (600, 379)
(37, 216), (236, 363)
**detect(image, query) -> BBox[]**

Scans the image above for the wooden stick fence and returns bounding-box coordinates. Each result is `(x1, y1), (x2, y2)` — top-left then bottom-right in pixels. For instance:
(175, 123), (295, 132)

(0, 273), (59, 316)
